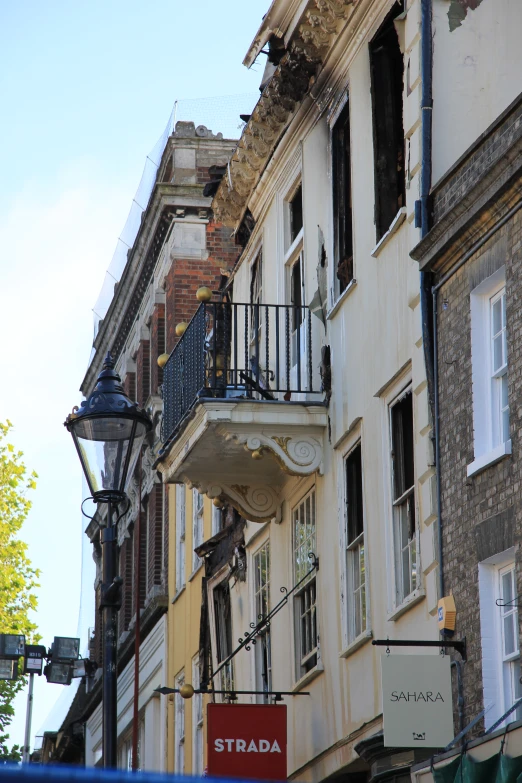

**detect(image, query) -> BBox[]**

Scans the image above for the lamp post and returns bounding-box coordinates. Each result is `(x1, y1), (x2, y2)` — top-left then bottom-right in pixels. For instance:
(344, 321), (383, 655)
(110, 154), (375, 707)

(65, 352), (152, 768)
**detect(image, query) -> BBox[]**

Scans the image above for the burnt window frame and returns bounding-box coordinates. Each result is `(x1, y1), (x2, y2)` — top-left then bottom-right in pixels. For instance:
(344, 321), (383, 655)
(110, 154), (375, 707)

(369, 1), (406, 242)
(210, 575), (235, 697)
(332, 97), (354, 297)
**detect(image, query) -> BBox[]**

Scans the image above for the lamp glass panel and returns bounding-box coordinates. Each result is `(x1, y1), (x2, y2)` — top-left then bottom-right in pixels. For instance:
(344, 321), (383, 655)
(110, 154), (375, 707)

(0, 660), (17, 680)
(73, 418), (147, 495)
(47, 663), (72, 685)
(54, 637), (80, 661)
(2, 634), (25, 657)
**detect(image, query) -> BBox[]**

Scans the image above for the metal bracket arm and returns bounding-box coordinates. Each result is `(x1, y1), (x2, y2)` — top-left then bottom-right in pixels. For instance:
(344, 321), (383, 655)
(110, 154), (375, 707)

(372, 637), (467, 661)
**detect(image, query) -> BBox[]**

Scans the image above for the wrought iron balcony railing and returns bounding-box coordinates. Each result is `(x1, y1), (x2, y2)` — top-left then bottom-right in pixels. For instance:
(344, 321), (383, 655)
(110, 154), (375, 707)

(161, 300), (321, 442)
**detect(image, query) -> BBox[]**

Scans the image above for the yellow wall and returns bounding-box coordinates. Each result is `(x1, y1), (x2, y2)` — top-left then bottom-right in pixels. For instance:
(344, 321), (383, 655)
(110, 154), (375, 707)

(166, 484), (212, 774)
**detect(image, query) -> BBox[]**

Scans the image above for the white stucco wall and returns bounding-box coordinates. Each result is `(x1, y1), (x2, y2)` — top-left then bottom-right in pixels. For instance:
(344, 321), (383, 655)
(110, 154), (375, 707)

(432, 0), (522, 184)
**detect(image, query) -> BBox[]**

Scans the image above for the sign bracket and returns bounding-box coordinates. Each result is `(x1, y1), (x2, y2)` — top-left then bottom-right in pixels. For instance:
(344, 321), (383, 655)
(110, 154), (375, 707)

(155, 686), (309, 700)
(372, 637), (467, 662)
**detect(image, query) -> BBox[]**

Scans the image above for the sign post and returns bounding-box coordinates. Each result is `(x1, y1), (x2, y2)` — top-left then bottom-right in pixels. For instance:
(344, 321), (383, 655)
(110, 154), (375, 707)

(207, 703), (287, 780)
(381, 654), (453, 748)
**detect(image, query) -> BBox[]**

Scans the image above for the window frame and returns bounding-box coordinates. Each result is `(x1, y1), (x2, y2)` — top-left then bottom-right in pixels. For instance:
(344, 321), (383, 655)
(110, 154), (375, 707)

(332, 96), (354, 297)
(174, 670), (185, 774)
(469, 268), (511, 477)
(192, 489), (204, 572)
(345, 441), (368, 645)
(389, 386), (417, 607)
(253, 539), (272, 702)
(175, 484), (186, 594)
(192, 654), (204, 776)
(292, 488), (319, 682)
(207, 567), (235, 700)
(479, 552), (522, 729)
(369, 2), (406, 242)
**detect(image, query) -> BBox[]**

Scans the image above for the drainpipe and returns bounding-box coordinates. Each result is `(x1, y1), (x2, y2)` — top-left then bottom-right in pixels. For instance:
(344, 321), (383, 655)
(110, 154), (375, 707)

(417, 0), (442, 597)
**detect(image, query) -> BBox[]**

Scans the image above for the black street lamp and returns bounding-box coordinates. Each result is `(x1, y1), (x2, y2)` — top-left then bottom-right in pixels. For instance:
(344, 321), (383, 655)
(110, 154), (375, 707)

(65, 352), (152, 768)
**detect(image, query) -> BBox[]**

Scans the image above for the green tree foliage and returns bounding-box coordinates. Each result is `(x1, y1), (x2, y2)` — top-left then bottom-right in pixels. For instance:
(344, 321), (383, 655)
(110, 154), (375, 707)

(0, 421), (39, 763)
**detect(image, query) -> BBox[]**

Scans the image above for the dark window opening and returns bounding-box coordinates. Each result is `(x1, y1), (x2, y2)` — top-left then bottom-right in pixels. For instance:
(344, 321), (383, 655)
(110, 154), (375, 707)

(213, 582), (233, 664)
(332, 99), (353, 295)
(290, 185), (303, 243)
(391, 391), (414, 506)
(346, 443), (363, 546)
(369, 2), (406, 241)
(291, 258), (303, 329)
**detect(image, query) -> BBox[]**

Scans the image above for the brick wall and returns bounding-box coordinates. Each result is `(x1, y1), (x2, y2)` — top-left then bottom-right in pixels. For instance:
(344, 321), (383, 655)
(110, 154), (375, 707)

(436, 213), (522, 736)
(123, 371), (136, 403)
(164, 219), (237, 353)
(433, 96), (522, 223)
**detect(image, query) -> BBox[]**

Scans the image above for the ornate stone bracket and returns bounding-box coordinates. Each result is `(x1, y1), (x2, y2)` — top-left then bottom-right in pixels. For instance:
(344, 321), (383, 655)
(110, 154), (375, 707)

(219, 430), (324, 476)
(184, 479), (281, 523)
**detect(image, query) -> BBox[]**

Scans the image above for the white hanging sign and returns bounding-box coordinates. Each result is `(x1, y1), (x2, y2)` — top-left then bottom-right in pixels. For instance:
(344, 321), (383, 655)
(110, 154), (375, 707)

(381, 654), (454, 748)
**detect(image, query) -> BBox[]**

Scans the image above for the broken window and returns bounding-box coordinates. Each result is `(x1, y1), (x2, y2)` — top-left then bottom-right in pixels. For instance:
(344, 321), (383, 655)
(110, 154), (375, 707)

(332, 100), (353, 295)
(213, 580), (234, 692)
(390, 389), (417, 604)
(369, 2), (406, 241)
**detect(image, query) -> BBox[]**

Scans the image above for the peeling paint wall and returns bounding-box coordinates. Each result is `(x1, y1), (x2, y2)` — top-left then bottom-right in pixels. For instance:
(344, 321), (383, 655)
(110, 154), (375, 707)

(447, 0), (486, 32)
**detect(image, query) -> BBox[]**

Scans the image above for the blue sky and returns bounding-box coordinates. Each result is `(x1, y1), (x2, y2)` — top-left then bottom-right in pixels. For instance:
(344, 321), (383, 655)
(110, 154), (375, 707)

(0, 0), (268, 751)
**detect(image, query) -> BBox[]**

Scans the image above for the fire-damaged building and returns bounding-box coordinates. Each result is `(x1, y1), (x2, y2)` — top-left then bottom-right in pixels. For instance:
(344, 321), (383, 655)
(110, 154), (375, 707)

(45, 0), (522, 781)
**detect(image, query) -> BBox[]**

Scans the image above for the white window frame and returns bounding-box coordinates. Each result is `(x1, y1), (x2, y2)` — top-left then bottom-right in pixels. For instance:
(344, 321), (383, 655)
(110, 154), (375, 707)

(211, 503), (223, 537)
(292, 488), (319, 682)
(192, 489), (204, 572)
(390, 385), (418, 607)
(479, 550), (521, 730)
(469, 268), (511, 476)
(253, 539), (272, 701)
(338, 435), (370, 653)
(381, 370), (423, 618)
(174, 670), (185, 774)
(175, 485), (186, 594)
(192, 655), (204, 776)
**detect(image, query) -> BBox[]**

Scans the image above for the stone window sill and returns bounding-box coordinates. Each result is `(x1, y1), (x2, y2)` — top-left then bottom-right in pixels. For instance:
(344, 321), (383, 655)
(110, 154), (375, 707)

(292, 662), (324, 692)
(189, 561), (204, 582)
(327, 278), (357, 320)
(467, 440), (512, 477)
(370, 207), (407, 258)
(387, 587), (425, 622)
(340, 629), (373, 659)
(171, 585), (186, 604)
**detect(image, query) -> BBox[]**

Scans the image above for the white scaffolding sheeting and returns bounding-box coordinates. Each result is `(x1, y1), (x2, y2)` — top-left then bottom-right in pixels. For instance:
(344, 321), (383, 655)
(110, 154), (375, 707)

(90, 93), (258, 343)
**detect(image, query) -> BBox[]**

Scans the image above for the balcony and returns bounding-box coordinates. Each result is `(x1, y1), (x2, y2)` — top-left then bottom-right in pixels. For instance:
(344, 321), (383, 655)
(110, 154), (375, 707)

(157, 300), (327, 521)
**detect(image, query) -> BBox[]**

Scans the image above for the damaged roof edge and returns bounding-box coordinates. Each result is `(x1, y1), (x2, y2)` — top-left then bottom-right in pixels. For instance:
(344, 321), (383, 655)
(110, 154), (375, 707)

(243, 0), (308, 68)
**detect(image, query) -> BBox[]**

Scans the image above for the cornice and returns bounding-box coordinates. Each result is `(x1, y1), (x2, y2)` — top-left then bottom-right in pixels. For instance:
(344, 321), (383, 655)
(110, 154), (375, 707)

(82, 184), (211, 394)
(212, 0), (357, 231)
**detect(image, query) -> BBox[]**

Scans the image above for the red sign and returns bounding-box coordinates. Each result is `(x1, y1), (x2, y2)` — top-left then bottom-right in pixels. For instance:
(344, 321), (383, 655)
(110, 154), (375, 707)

(207, 703), (287, 780)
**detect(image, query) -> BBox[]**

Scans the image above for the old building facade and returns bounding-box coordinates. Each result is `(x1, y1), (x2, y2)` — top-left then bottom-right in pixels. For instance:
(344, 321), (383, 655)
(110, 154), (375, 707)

(157, 1), (440, 781)
(76, 120), (237, 770)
